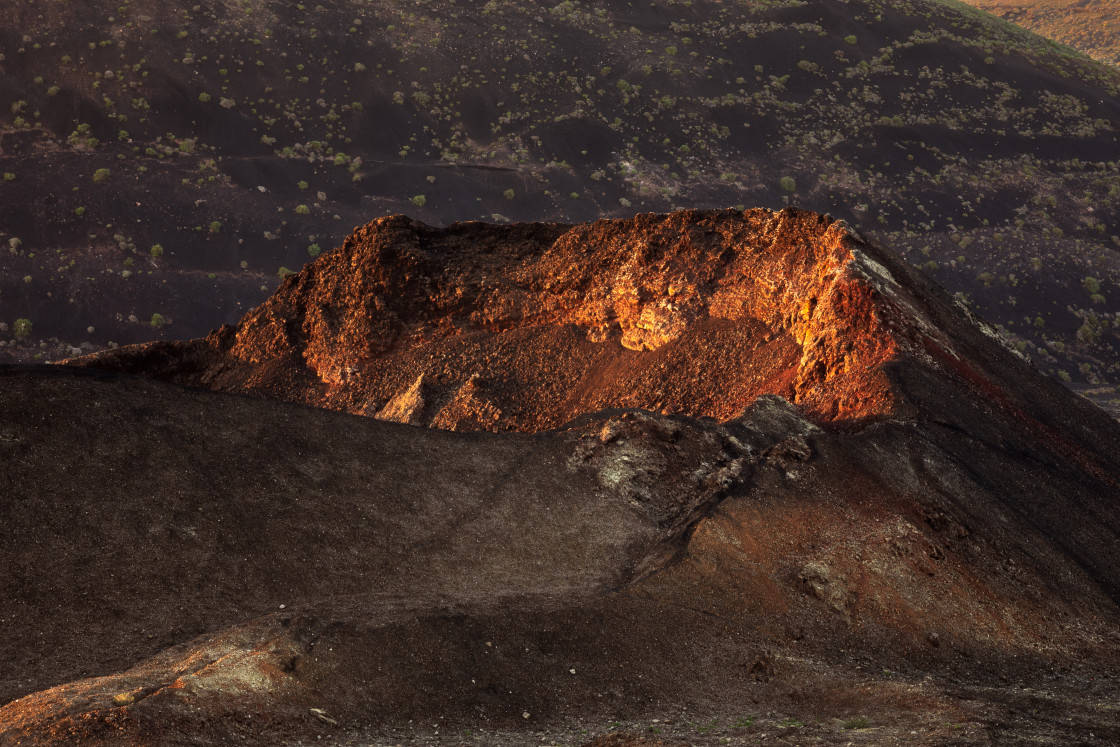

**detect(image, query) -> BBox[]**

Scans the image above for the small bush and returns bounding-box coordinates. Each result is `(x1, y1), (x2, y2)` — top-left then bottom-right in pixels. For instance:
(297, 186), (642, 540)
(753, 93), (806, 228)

(208, 221), (222, 233)
(778, 176), (796, 193)
(841, 717), (871, 730)
(2, 172), (14, 181)
(198, 92), (211, 103)
(150, 313), (167, 329)
(13, 318), (32, 339)
(307, 243), (321, 257)
(150, 244), (164, 258)
(844, 35), (858, 44)
(294, 204), (310, 215)
(92, 168), (110, 183)
(411, 194), (427, 207)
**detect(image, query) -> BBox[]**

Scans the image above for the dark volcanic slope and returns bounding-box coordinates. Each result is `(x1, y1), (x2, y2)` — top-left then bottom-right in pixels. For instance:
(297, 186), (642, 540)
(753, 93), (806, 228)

(8, 206), (1118, 744)
(2, 353), (1120, 743)
(2, 0), (1120, 405)
(0, 365), (738, 712)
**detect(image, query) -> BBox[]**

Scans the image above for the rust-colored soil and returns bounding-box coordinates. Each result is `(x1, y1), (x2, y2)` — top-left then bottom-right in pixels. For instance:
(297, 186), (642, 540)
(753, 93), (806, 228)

(3, 208), (1119, 745)
(967, 0), (1120, 66)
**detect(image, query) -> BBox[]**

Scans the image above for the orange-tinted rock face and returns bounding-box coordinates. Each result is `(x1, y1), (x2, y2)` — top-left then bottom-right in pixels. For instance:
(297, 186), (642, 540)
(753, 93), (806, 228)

(74, 208), (968, 429)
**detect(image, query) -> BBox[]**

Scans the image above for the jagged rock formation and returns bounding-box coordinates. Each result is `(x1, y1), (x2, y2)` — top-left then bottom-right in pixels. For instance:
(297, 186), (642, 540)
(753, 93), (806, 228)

(70, 208), (991, 427)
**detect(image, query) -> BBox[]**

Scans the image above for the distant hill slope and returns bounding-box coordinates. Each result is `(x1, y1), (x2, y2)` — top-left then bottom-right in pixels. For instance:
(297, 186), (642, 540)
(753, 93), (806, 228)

(967, 0), (1120, 67)
(7, 202), (1120, 741)
(2, 0), (1120, 410)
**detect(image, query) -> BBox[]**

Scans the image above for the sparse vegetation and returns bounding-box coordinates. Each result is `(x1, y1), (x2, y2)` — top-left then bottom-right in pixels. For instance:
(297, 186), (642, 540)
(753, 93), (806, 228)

(0, 0), (1115, 390)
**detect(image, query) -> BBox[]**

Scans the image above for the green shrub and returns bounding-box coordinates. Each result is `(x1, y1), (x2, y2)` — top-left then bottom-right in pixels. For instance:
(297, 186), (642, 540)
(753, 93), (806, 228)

(411, 194), (427, 207)
(208, 221), (222, 233)
(92, 168), (110, 183)
(150, 313), (166, 329)
(13, 318), (32, 339)
(2, 172), (14, 181)
(844, 35), (858, 44)
(307, 243), (321, 257)
(778, 176), (796, 193)
(150, 244), (164, 258)
(295, 204), (310, 215)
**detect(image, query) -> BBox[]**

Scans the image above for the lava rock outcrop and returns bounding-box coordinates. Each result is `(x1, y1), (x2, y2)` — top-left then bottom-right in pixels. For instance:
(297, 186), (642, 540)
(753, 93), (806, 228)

(69, 208), (942, 426)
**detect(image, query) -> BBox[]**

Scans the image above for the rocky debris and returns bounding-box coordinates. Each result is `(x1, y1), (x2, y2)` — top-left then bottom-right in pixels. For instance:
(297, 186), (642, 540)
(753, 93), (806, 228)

(374, 373), (429, 424)
(428, 374), (505, 431)
(727, 393), (822, 453)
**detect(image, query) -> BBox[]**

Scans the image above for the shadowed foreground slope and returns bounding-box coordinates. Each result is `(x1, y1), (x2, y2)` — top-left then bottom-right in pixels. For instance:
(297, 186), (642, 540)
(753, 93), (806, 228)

(0, 363), (1119, 745)
(3, 208), (1120, 744)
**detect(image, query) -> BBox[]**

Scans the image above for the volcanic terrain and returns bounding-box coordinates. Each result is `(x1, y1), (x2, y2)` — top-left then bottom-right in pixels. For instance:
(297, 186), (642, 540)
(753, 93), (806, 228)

(1, 208), (1117, 744)
(2, 0), (1120, 413)
(967, 0), (1120, 67)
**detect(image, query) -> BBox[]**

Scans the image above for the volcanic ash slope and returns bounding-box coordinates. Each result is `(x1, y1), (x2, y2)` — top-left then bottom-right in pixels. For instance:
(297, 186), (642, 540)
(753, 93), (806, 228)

(2, 208), (1118, 744)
